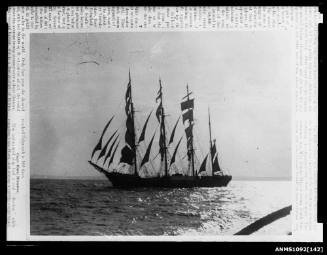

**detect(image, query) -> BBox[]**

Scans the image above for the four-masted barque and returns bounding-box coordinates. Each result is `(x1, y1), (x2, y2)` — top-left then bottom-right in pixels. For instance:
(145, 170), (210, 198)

(88, 71), (232, 188)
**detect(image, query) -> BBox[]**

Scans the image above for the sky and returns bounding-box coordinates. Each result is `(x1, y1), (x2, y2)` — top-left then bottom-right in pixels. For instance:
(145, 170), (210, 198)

(30, 31), (293, 179)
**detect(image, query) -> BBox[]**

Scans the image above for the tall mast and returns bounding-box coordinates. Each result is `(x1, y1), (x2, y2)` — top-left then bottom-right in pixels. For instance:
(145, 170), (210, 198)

(129, 69), (138, 176)
(159, 78), (168, 176)
(187, 84), (195, 177)
(208, 107), (214, 176)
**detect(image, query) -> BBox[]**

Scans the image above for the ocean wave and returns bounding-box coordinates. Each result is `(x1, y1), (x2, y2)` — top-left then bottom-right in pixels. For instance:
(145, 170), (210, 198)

(30, 179), (291, 236)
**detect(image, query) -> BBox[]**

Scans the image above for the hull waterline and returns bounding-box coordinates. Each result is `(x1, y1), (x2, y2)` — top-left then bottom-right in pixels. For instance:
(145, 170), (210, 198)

(89, 161), (232, 188)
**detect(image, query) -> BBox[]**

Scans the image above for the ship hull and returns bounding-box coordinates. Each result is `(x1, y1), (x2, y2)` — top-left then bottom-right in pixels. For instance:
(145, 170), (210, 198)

(89, 161), (232, 188)
(106, 172), (232, 188)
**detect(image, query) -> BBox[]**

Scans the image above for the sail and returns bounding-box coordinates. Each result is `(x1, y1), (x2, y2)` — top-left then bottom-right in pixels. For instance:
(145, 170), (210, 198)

(140, 132), (156, 167)
(125, 71), (135, 148)
(125, 86), (131, 113)
(156, 81), (162, 102)
(182, 109), (193, 124)
(212, 155), (221, 172)
(125, 72), (132, 115)
(108, 141), (120, 167)
(138, 111), (152, 143)
(185, 123), (193, 161)
(210, 142), (217, 158)
(120, 145), (134, 165)
(97, 129), (118, 161)
(168, 116), (180, 145)
(103, 134), (119, 165)
(198, 154), (208, 174)
(181, 85), (195, 176)
(120, 71), (136, 166)
(181, 99), (194, 111)
(91, 116), (114, 159)
(159, 126), (165, 161)
(170, 136), (183, 167)
(125, 115), (135, 148)
(101, 116), (115, 139)
(125, 70), (132, 110)
(187, 137), (192, 149)
(155, 80), (166, 163)
(156, 101), (162, 122)
(185, 124), (193, 140)
(210, 140), (221, 173)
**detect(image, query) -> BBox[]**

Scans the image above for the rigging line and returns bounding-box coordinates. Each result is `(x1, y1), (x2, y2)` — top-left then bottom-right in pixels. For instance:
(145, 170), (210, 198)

(164, 116), (186, 171)
(148, 121), (165, 175)
(129, 105), (143, 173)
(165, 120), (172, 147)
(137, 122), (160, 174)
(163, 120), (176, 173)
(164, 116), (178, 147)
(163, 120), (173, 160)
(100, 82), (134, 171)
(194, 129), (205, 160)
(134, 116), (148, 155)
(105, 97), (130, 170)
(134, 116), (141, 143)
(135, 107), (154, 147)
(174, 138), (186, 172)
(134, 116), (145, 150)
(115, 100), (127, 136)
(134, 109), (153, 144)
(193, 153), (200, 171)
(176, 148), (186, 172)
(101, 94), (124, 139)
(92, 107), (122, 164)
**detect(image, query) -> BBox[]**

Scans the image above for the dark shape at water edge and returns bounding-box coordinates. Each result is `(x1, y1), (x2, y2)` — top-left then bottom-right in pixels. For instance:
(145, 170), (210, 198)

(88, 161), (232, 188)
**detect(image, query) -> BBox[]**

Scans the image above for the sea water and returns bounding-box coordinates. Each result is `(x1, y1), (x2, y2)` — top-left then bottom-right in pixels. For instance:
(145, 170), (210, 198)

(30, 179), (291, 236)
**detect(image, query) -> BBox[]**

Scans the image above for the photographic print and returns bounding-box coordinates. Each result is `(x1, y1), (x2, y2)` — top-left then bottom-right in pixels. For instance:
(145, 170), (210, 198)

(30, 31), (292, 237)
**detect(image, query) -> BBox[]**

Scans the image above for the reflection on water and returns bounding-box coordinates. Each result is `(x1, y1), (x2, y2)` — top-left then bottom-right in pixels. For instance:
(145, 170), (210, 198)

(30, 179), (291, 235)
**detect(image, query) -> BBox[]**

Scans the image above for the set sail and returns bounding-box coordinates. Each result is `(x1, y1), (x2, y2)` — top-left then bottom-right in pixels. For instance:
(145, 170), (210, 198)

(120, 70), (136, 168)
(139, 111), (152, 143)
(169, 117), (180, 145)
(208, 108), (222, 174)
(198, 154), (208, 174)
(103, 134), (119, 165)
(170, 136), (183, 167)
(91, 116), (114, 159)
(211, 141), (221, 173)
(181, 85), (195, 176)
(156, 79), (166, 164)
(108, 142), (120, 167)
(90, 71), (224, 177)
(97, 130), (118, 161)
(140, 131), (156, 167)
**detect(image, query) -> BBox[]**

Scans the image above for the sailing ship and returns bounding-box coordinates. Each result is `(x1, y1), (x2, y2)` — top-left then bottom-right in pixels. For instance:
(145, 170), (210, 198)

(88, 71), (232, 188)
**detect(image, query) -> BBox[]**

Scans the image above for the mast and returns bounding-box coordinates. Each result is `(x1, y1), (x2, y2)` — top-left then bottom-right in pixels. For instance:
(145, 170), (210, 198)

(208, 108), (214, 176)
(208, 108), (222, 175)
(120, 69), (138, 176)
(181, 84), (195, 177)
(159, 78), (168, 176)
(129, 69), (138, 176)
(186, 84), (195, 177)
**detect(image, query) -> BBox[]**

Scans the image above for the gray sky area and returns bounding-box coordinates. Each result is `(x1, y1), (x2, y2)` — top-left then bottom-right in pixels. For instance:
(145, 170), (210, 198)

(30, 31), (293, 179)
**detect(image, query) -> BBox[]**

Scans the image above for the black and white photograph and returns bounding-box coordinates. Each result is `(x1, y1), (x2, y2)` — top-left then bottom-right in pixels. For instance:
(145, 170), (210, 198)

(30, 31), (293, 237)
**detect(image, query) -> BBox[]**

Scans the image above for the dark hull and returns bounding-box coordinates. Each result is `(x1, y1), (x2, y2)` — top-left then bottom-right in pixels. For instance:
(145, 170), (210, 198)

(89, 161), (232, 188)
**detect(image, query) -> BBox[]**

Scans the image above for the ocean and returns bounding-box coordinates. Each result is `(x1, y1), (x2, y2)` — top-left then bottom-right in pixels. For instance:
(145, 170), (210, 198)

(30, 179), (291, 236)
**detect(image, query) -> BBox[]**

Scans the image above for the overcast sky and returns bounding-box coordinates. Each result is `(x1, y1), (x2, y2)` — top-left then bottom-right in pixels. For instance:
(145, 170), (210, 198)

(30, 31), (293, 178)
